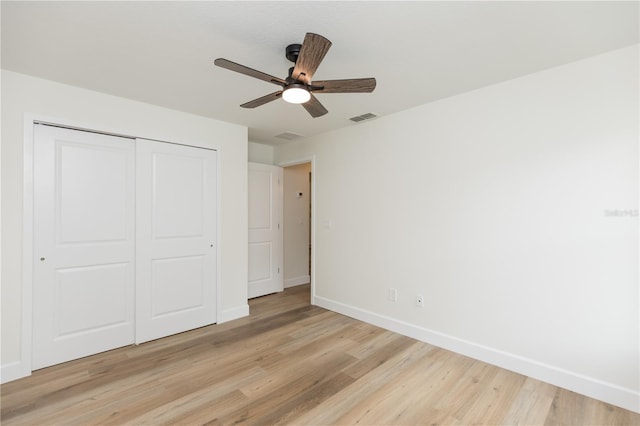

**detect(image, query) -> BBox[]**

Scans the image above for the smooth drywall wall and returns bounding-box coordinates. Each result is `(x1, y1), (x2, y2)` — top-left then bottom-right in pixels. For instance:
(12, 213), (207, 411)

(275, 45), (639, 411)
(248, 141), (274, 164)
(1, 70), (249, 377)
(283, 163), (311, 287)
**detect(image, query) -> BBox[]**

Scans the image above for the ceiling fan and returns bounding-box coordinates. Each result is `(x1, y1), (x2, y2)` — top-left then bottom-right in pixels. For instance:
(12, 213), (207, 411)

(214, 33), (376, 118)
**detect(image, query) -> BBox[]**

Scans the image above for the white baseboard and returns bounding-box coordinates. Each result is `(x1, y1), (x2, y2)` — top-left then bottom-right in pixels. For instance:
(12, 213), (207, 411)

(217, 304), (250, 324)
(315, 296), (640, 414)
(1, 361), (29, 384)
(284, 275), (310, 288)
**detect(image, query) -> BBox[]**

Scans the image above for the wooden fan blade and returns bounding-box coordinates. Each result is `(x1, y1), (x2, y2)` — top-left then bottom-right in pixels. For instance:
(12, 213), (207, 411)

(311, 78), (376, 93)
(291, 33), (332, 84)
(302, 93), (328, 118)
(241, 91), (283, 108)
(214, 58), (286, 86)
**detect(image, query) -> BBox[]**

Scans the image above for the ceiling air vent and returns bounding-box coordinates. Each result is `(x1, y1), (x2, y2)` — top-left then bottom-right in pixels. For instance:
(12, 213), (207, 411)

(274, 132), (304, 140)
(349, 112), (377, 123)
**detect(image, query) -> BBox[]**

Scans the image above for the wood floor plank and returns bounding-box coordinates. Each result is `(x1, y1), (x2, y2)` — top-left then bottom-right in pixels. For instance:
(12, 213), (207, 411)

(342, 333), (417, 379)
(240, 334), (357, 399)
(124, 368), (264, 425)
(219, 353), (357, 424)
(254, 372), (356, 425)
(2, 284), (639, 425)
(502, 377), (557, 425)
(346, 326), (408, 360)
(293, 341), (437, 425)
(332, 343), (484, 425)
(454, 367), (527, 425)
(386, 352), (494, 425)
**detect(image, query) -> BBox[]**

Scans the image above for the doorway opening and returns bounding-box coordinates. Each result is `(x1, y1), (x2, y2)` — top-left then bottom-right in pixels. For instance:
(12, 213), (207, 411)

(281, 159), (314, 304)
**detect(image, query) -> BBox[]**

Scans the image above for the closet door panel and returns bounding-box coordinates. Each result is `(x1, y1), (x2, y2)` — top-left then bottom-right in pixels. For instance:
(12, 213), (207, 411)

(135, 139), (217, 344)
(33, 125), (135, 369)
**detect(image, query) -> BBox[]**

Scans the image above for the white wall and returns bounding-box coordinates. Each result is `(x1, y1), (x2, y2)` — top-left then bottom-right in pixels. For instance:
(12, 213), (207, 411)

(283, 163), (311, 287)
(248, 141), (274, 164)
(275, 46), (639, 411)
(1, 70), (249, 380)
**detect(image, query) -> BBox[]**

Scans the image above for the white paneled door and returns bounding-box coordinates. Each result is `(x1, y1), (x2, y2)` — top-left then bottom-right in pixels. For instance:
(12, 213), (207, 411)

(248, 163), (283, 298)
(135, 139), (217, 344)
(33, 125), (136, 369)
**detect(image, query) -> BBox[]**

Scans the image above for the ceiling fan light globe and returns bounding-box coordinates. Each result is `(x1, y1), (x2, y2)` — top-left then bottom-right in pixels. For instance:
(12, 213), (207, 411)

(282, 86), (311, 104)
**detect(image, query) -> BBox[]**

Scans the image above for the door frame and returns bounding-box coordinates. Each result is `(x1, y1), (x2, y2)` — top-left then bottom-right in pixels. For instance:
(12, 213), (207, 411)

(277, 156), (316, 305)
(20, 113), (222, 379)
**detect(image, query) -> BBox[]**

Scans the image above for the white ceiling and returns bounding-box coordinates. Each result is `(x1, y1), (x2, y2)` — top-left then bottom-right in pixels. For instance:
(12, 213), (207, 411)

(2, 1), (638, 145)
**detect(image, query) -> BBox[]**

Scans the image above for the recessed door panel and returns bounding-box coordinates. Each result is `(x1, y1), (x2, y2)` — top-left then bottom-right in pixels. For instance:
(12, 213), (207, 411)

(248, 242), (272, 282)
(33, 125), (135, 370)
(248, 170), (272, 230)
(152, 153), (205, 239)
(56, 263), (130, 336)
(57, 143), (131, 244)
(151, 256), (204, 318)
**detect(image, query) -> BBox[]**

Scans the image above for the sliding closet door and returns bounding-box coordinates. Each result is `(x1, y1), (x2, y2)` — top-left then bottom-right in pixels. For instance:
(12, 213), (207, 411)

(32, 125), (135, 369)
(135, 139), (217, 344)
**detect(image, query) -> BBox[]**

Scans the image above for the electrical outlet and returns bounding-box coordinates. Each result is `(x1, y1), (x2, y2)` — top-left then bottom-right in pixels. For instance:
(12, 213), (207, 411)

(388, 288), (397, 302)
(416, 294), (424, 307)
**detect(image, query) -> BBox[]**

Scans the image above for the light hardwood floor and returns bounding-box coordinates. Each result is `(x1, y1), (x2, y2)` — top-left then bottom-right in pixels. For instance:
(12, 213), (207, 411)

(2, 284), (638, 425)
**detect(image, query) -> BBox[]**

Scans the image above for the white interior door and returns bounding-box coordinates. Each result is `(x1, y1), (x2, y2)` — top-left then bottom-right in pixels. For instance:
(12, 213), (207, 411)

(248, 162), (283, 298)
(33, 124), (135, 369)
(135, 139), (217, 344)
